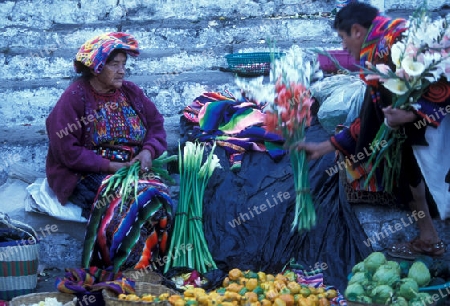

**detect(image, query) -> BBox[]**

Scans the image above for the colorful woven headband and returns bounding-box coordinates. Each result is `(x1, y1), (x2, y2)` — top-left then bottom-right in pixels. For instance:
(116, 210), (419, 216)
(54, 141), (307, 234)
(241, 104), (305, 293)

(74, 32), (139, 74)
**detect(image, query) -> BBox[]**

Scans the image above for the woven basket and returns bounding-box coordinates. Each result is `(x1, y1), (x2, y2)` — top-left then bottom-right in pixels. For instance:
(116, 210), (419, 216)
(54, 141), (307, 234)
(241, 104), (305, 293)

(122, 269), (164, 284)
(9, 292), (76, 306)
(0, 213), (40, 301)
(225, 52), (285, 76)
(103, 283), (179, 306)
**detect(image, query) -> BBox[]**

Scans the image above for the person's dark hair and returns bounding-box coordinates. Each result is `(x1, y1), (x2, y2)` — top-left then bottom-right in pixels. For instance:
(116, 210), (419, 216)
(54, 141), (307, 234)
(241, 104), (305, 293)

(333, 2), (379, 35)
(73, 49), (128, 81)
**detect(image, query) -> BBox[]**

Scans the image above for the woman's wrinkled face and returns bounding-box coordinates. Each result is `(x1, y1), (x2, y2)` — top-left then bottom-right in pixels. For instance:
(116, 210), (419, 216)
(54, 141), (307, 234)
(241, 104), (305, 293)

(93, 52), (127, 92)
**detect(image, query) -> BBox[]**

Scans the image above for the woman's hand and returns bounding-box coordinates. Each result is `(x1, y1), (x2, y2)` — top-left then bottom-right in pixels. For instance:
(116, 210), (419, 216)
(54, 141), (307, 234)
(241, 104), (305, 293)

(382, 106), (418, 129)
(108, 161), (130, 173)
(291, 140), (335, 160)
(131, 149), (153, 172)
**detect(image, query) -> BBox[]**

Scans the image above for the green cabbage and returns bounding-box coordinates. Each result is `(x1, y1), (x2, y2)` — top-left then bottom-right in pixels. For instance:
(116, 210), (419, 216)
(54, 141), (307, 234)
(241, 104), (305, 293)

(408, 261), (431, 287)
(385, 260), (401, 275)
(364, 252), (386, 273)
(397, 277), (419, 300)
(409, 292), (433, 306)
(371, 285), (394, 304)
(363, 281), (377, 297)
(355, 296), (372, 303)
(345, 283), (365, 301)
(372, 265), (401, 286)
(390, 296), (408, 306)
(348, 272), (369, 285)
(352, 261), (366, 274)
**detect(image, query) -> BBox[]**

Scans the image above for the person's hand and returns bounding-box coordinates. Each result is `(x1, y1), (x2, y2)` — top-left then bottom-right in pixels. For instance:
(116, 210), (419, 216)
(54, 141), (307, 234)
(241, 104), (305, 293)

(130, 149), (153, 172)
(382, 106), (418, 129)
(290, 140), (335, 160)
(108, 161), (130, 173)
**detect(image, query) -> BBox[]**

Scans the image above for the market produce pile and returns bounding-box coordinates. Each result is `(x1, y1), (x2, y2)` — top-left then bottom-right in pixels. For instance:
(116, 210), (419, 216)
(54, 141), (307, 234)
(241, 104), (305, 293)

(345, 252), (448, 305)
(117, 267), (345, 305)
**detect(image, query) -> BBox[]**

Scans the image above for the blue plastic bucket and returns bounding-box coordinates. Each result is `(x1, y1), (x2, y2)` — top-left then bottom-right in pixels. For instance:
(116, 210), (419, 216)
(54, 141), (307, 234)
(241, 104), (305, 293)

(336, 0), (352, 11)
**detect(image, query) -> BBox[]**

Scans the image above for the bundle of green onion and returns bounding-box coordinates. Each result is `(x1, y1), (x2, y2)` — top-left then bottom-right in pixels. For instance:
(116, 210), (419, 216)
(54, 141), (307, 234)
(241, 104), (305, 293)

(164, 141), (221, 274)
(102, 151), (178, 213)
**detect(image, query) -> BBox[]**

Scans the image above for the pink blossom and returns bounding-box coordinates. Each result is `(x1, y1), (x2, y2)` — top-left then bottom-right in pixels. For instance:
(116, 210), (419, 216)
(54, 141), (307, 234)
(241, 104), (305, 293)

(405, 44), (418, 58)
(375, 64), (392, 75)
(395, 68), (406, 78)
(365, 74), (382, 81)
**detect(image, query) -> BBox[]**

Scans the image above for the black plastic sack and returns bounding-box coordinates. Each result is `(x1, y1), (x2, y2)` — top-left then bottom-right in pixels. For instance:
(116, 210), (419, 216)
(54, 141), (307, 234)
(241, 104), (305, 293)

(197, 116), (372, 292)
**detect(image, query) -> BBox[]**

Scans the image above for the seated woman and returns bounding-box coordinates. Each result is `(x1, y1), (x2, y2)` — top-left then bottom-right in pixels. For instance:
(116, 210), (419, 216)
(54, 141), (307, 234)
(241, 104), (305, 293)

(45, 32), (173, 273)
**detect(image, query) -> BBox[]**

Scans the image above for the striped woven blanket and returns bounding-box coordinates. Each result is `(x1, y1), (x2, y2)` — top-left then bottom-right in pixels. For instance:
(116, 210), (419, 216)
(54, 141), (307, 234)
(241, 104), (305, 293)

(183, 92), (285, 171)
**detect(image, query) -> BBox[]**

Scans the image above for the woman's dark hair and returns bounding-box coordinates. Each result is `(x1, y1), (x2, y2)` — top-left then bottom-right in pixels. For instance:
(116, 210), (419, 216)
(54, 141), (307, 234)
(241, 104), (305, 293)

(333, 2), (379, 35)
(73, 49), (128, 81)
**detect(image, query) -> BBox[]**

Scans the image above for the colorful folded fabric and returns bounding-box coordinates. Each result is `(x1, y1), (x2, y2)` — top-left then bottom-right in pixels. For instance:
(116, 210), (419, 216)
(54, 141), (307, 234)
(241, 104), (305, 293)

(55, 267), (135, 294)
(183, 92), (285, 171)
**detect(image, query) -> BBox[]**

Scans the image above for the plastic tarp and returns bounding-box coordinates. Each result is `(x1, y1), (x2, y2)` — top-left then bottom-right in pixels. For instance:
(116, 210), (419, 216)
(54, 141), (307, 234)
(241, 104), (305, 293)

(198, 116), (373, 292)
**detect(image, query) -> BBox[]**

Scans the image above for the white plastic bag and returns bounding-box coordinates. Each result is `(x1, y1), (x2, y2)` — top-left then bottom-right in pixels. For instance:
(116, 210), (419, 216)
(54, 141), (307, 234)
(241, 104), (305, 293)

(25, 178), (87, 223)
(311, 74), (366, 134)
(413, 115), (450, 220)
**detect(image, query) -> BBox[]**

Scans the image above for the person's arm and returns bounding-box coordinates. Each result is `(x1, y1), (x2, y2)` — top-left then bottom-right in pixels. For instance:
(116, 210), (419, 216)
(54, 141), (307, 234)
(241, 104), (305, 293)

(329, 118), (361, 156)
(46, 86), (111, 173)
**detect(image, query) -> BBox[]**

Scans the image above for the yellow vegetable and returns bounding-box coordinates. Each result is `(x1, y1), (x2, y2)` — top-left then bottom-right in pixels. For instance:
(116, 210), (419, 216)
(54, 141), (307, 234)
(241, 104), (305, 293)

(318, 297), (330, 306)
(324, 289), (337, 299)
(243, 292), (258, 303)
(307, 295), (319, 306)
(273, 298), (286, 306)
(125, 294), (140, 301)
(277, 294), (294, 306)
(274, 274), (287, 283)
(246, 279), (258, 291)
(169, 295), (183, 305)
(194, 288), (206, 296)
(159, 293), (170, 301)
(197, 295), (211, 306)
(257, 272), (267, 282)
(297, 297), (309, 306)
(184, 288), (196, 298)
(287, 282), (300, 294)
(265, 290), (279, 302)
(224, 291), (241, 301)
(118, 294), (127, 300)
(260, 299), (272, 306)
(227, 283), (244, 293)
(142, 295), (154, 302)
(175, 299), (186, 306)
(229, 269), (243, 281)
(266, 274), (275, 282)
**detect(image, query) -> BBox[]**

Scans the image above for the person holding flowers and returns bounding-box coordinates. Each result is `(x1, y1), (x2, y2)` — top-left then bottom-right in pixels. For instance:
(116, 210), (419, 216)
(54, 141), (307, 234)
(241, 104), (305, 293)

(296, 2), (450, 259)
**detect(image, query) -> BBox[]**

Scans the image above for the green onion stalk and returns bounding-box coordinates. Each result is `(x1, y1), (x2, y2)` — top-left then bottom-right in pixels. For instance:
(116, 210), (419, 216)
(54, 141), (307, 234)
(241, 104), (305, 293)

(102, 151), (178, 213)
(164, 141), (221, 274)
